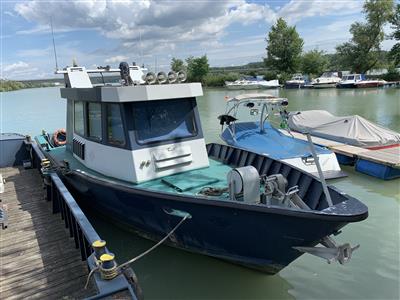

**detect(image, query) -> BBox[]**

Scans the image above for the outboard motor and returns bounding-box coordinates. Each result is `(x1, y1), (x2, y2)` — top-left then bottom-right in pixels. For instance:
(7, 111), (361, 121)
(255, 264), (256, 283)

(227, 166), (260, 203)
(119, 62), (133, 86)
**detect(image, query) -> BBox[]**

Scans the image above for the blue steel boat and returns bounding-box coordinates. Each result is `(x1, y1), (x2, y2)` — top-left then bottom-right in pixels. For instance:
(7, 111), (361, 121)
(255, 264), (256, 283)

(35, 63), (367, 274)
(219, 94), (346, 179)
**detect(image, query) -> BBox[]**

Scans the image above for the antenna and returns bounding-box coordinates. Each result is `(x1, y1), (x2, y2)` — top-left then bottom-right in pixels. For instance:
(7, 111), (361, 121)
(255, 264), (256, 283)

(50, 17), (59, 71)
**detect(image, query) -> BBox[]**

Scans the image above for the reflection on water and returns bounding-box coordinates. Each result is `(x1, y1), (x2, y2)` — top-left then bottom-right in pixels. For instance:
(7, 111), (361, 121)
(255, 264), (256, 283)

(89, 211), (294, 300)
(1, 86), (399, 299)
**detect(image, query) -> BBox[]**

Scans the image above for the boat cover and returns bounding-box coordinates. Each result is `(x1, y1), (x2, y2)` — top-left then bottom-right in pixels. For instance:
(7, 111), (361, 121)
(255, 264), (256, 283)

(288, 110), (400, 148)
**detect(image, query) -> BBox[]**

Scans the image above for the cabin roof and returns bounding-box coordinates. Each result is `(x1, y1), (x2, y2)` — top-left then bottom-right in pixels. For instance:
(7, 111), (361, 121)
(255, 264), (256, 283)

(60, 83), (203, 102)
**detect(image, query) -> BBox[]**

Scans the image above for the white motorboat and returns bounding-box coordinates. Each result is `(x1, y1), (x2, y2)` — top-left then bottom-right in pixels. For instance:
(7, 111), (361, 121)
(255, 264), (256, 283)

(225, 79), (280, 90)
(258, 79), (280, 89)
(311, 72), (341, 88)
(285, 74), (309, 89)
(337, 74), (364, 88)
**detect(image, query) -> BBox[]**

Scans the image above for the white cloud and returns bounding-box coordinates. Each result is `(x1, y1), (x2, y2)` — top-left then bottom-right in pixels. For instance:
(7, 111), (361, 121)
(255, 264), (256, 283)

(4, 11), (16, 17)
(279, 0), (362, 24)
(14, 0), (276, 52)
(105, 55), (129, 63)
(8, 0), (372, 79)
(2, 61), (41, 79)
(4, 61), (29, 72)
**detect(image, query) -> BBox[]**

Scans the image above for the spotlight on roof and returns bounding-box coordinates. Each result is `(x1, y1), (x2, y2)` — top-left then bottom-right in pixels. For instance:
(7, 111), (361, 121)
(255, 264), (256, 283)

(167, 71), (177, 83)
(156, 72), (168, 84)
(177, 70), (187, 83)
(144, 72), (156, 85)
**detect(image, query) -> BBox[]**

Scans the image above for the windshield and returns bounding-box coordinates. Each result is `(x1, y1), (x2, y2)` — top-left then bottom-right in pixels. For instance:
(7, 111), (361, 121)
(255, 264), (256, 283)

(132, 98), (197, 144)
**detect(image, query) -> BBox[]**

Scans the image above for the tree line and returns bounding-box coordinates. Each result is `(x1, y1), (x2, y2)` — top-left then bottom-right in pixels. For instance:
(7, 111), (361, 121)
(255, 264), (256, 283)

(171, 0), (400, 86)
(0, 80), (55, 92)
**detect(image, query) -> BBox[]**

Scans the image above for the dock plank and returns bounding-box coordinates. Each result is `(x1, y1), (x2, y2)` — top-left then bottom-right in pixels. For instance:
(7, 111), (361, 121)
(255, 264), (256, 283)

(281, 130), (400, 168)
(0, 166), (96, 299)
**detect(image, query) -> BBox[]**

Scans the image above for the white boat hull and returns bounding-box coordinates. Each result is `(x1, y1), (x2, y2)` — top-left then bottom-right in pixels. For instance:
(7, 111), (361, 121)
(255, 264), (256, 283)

(282, 153), (343, 179)
(312, 83), (338, 89)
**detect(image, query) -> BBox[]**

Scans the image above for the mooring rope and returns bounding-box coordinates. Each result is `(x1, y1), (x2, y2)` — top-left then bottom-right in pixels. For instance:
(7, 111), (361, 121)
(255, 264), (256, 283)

(117, 213), (190, 270)
(84, 213), (190, 289)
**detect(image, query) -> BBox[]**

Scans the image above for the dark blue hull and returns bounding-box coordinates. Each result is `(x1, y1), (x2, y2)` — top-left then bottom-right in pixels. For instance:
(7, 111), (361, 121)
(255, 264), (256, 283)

(337, 83), (356, 88)
(284, 83), (305, 89)
(63, 172), (348, 274)
(40, 142), (367, 274)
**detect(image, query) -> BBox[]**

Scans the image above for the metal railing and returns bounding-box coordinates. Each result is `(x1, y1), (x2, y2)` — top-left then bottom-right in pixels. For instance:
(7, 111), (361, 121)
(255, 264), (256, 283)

(29, 141), (140, 300)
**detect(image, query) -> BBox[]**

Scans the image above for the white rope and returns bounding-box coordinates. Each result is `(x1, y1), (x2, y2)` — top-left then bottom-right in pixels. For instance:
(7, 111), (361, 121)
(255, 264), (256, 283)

(84, 265), (99, 289)
(117, 214), (190, 270)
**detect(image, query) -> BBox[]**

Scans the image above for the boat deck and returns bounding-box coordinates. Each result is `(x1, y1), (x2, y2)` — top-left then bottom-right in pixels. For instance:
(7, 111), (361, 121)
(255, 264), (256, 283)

(0, 166), (95, 299)
(47, 146), (233, 197)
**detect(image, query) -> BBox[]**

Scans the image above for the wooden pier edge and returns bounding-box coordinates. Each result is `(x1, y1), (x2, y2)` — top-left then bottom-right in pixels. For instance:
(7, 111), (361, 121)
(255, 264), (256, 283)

(0, 140), (140, 300)
(284, 130), (400, 168)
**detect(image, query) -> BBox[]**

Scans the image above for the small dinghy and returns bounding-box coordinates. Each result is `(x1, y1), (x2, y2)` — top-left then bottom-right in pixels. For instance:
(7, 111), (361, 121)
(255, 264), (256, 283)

(218, 94), (346, 179)
(36, 64), (367, 274)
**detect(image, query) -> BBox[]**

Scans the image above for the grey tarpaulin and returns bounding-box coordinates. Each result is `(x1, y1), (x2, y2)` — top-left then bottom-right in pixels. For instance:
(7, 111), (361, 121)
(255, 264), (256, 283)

(288, 110), (400, 148)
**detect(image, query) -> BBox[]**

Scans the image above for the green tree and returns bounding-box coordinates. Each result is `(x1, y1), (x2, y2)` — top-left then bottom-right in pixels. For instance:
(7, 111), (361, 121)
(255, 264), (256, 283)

(186, 55), (209, 82)
(301, 50), (329, 76)
(389, 4), (400, 66)
(265, 18), (304, 74)
(335, 0), (394, 73)
(170, 57), (185, 72)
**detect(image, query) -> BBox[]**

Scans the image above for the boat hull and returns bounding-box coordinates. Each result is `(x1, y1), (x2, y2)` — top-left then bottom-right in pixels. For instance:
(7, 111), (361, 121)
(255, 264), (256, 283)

(284, 83), (304, 89)
(61, 171), (349, 274)
(355, 82), (384, 88)
(337, 83), (356, 88)
(312, 83), (338, 89)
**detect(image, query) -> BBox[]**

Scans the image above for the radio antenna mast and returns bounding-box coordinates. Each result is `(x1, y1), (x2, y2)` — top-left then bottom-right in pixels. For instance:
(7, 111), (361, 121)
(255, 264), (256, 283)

(50, 17), (59, 71)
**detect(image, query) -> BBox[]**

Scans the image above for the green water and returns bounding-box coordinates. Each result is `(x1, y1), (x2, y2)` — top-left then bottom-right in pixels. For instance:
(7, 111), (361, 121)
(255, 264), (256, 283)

(1, 87), (399, 299)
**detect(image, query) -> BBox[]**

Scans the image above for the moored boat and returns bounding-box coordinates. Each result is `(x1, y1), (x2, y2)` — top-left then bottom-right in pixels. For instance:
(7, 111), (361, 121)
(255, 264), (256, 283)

(337, 74), (364, 88)
(225, 79), (279, 90)
(311, 72), (341, 88)
(354, 79), (387, 88)
(285, 74), (309, 89)
(288, 110), (400, 179)
(36, 63), (367, 274)
(218, 94), (345, 179)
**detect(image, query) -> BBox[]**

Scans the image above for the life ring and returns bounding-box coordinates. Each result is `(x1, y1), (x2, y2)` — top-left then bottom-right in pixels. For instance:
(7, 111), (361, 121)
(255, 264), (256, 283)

(53, 128), (67, 146)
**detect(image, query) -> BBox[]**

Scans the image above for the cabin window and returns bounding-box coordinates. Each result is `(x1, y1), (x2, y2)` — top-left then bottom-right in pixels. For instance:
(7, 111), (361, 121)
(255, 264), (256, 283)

(132, 99), (197, 144)
(106, 104), (126, 146)
(74, 101), (84, 136)
(87, 102), (102, 141)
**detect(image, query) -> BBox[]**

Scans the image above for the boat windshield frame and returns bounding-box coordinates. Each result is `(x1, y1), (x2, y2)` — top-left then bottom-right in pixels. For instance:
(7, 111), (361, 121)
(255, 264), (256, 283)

(222, 94), (289, 139)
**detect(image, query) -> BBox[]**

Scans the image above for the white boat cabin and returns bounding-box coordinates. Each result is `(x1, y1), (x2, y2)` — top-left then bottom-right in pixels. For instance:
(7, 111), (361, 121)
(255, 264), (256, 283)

(59, 65), (209, 183)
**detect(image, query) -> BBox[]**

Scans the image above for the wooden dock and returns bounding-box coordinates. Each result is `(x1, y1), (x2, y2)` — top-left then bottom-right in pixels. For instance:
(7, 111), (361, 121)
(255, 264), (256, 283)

(0, 166), (95, 299)
(284, 130), (400, 168)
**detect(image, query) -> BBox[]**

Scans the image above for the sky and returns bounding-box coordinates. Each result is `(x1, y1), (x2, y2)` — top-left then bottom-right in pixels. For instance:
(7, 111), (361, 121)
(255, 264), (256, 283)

(1, 0), (397, 80)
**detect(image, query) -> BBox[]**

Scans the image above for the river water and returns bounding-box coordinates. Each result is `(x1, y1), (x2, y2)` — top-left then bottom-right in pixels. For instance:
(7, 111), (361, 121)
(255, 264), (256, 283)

(1, 87), (399, 299)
